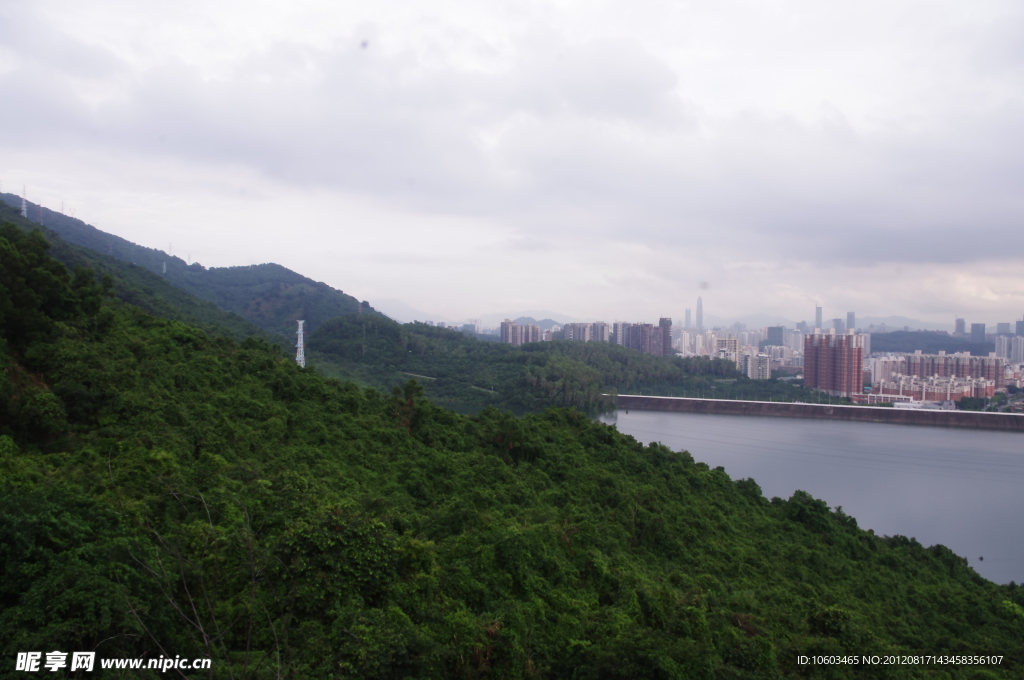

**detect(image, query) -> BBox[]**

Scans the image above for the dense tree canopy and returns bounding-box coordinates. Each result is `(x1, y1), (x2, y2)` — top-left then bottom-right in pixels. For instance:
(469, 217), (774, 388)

(1, 224), (1022, 679)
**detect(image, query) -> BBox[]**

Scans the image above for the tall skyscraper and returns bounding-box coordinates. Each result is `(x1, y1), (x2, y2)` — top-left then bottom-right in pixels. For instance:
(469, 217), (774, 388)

(696, 297), (703, 332)
(971, 323), (986, 344)
(955, 318), (966, 336)
(1017, 318), (1024, 336)
(846, 312), (856, 332)
(684, 308), (691, 329)
(767, 326), (784, 346)
(833, 319), (845, 334)
(815, 306), (823, 330)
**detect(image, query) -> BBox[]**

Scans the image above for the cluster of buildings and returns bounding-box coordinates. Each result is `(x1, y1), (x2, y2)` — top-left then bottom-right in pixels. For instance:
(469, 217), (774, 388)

(477, 304), (1024, 407)
(498, 318), (675, 357)
(953, 317), (1024, 348)
(864, 351), (1007, 402)
(801, 327), (1019, 406)
(499, 320), (544, 344)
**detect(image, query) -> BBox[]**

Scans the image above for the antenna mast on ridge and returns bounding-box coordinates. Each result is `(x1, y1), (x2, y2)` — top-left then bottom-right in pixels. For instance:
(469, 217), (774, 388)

(296, 320), (306, 368)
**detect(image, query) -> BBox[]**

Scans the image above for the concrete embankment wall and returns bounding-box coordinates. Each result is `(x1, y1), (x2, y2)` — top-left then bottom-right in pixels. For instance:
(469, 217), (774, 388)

(614, 395), (1024, 432)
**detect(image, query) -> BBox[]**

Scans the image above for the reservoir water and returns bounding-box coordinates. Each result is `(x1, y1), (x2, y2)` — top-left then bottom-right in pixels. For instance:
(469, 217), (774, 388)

(597, 409), (1024, 585)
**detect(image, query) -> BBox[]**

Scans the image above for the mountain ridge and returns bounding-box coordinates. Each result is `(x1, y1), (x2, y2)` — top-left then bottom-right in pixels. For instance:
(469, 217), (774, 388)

(0, 193), (382, 338)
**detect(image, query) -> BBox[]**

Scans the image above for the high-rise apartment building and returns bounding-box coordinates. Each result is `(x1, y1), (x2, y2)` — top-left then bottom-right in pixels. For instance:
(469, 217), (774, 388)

(1013, 336), (1024, 363)
(716, 337), (739, 353)
(996, 335), (1012, 360)
(955, 318), (966, 336)
(971, 323), (986, 344)
(624, 323), (661, 356)
(658, 318), (673, 357)
(788, 329), (804, 353)
(563, 322), (610, 343)
(742, 353), (771, 380)
(715, 337), (740, 368)
(500, 319), (524, 346)
(803, 331), (865, 397)
(815, 306), (823, 330)
(696, 297), (703, 332)
(616, 322), (667, 356)
(684, 308), (691, 329)
(500, 320), (540, 345)
(563, 323), (592, 342)
(612, 322), (630, 346)
(847, 312), (856, 332)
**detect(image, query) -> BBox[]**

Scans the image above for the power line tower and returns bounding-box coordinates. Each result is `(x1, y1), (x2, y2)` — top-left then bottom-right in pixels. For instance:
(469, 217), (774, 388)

(296, 320), (306, 368)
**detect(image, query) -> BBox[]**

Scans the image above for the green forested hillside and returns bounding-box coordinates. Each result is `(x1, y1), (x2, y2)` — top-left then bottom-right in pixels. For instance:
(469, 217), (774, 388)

(3, 224), (1020, 678)
(169, 262), (381, 338)
(0, 204), (284, 345)
(0, 195), (380, 337)
(309, 314), (842, 412)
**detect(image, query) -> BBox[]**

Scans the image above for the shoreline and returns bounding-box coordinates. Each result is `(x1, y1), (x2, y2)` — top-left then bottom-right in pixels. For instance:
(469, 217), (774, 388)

(613, 394), (1024, 432)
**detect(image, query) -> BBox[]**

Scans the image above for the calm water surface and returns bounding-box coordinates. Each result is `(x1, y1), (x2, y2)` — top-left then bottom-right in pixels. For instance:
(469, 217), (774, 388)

(597, 409), (1024, 584)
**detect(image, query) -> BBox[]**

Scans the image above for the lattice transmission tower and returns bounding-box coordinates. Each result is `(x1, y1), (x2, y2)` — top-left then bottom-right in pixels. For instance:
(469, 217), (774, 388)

(295, 320), (306, 368)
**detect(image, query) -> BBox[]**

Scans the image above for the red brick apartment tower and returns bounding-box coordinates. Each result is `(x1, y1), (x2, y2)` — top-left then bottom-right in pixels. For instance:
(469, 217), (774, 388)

(803, 331), (865, 397)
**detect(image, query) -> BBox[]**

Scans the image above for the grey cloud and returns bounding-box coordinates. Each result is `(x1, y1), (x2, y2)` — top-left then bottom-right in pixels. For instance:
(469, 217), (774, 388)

(0, 4), (124, 79)
(2, 4), (1024, 270)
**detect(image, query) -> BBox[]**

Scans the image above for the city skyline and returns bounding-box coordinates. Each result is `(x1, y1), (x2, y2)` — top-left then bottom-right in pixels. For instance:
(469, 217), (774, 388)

(398, 294), (1021, 333)
(3, 2), (1024, 324)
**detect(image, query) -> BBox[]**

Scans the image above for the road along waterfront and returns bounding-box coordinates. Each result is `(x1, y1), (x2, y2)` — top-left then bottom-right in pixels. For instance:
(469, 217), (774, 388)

(614, 394), (1024, 432)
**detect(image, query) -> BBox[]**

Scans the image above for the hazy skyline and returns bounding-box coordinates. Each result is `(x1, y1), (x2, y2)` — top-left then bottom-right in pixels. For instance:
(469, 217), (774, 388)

(2, 0), (1023, 324)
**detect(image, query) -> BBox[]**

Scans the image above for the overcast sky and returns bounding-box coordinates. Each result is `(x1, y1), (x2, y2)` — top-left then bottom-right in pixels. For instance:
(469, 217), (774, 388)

(2, 0), (1023, 326)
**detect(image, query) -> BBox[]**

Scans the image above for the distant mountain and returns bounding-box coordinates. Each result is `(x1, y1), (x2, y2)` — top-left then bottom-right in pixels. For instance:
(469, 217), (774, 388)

(480, 310), (580, 327)
(0, 194), (381, 338)
(372, 298), (457, 325)
(870, 331), (993, 356)
(513, 317), (561, 330)
(860, 316), (953, 332)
